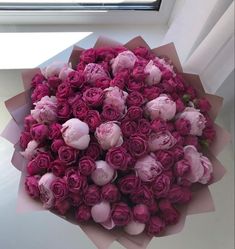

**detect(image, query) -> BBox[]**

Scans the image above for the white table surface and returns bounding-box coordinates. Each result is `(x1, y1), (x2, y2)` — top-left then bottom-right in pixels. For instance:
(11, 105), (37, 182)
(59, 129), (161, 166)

(0, 27), (234, 249)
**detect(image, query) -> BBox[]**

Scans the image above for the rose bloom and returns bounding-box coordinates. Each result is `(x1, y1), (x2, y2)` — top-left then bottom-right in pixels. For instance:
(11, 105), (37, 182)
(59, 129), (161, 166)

(133, 204), (150, 223)
(79, 156), (96, 176)
(121, 120), (138, 138)
(49, 123), (62, 140)
(20, 131), (31, 150)
(56, 83), (73, 99)
(126, 91), (144, 107)
(83, 87), (104, 107)
(146, 94), (176, 121)
(57, 101), (71, 120)
(58, 146), (77, 165)
(143, 86), (161, 101)
(174, 159), (190, 177)
(31, 83), (50, 103)
(159, 199), (180, 225)
(50, 178), (68, 201)
(101, 104), (122, 121)
(178, 107), (206, 136)
(25, 175), (40, 199)
(83, 185), (101, 206)
(175, 118), (191, 136)
(65, 168), (87, 193)
(31, 72), (45, 87)
(84, 63), (109, 84)
(84, 141), (102, 160)
(101, 183), (120, 203)
(51, 139), (65, 153)
(144, 60), (162, 85)
(130, 185), (153, 205)
(95, 77), (111, 89)
(72, 99), (89, 120)
(51, 159), (67, 177)
(127, 80), (144, 92)
(80, 48), (96, 63)
(128, 135), (148, 158)
(152, 173), (171, 199)
(85, 110), (101, 132)
(54, 199), (70, 215)
(154, 150), (174, 170)
(76, 205), (91, 222)
(195, 98), (211, 112)
(151, 118), (167, 132)
(171, 145), (184, 161)
(47, 76), (62, 90)
(31, 96), (57, 123)
(146, 216), (166, 236)
(111, 202), (132, 226)
(110, 75), (126, 90)
(125, 106), (143, 120)
(20, 140), (39, 160)
(168, 185), (192, 204)
(118, 174), (140, 194)
(24, 115), (37, 132)
(30, 123), (49, 143)
(41, 61), (69, 79)
(95, 122), (123, 150)
(135, 155), (163, 182)
(138, 119), (152, 136)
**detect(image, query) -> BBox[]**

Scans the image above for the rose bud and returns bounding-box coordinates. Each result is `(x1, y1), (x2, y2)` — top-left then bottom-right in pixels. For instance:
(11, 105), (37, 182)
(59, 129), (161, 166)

(133, 204), (150, 223)
(31, 84), (50, 103)
(58, 146), (77, 165)
(152, 173), (171, 199)
(91, 160), (115, 186)
(101, 183), (120, 203)
(144, 60), (162, 85)
(31, 96), (57, 124)
(126, 91), (144, 107)
(159, 199), (180, 225)
(54, 199), (70, 215)
(91, 201), (111, 223)
(24, 115), (37, 132)
(148, 131), (176, 151)
(111, 202), (132, 226)
(134, 155), (163, 182)
(178, 107), (206, 136)
(51, 159), (67, 177)
(154, 150), (174, 170)
(66, 169), (87, 193)
(38, 173), (57, 209)
(20, 132), (31, 150)
(51, 139), (65, 153)
(95, 122), (123, 150)
(145, 94), (176, 121)
(25, 175), (40, 199)
(130, 185), (153, 205)
(79, 156), (96, 176)
(30, 123), (49, 142)
(61, 118), (90, 150)
(20, 140), (39, 160)
(84, 110), (101, 132)
(118, 174), (140, 194)
(124, 221), (146, 235)
(84, 185), (101, 206)
(111, 50), (137, 75)
(146, 216), (166, 236)
(76, 205), (91, 222)
(128, 135), (148, 158)
(175, 118), (191, 136)
(174, 159), (190, 177)
(50, 178), (68, 201)
(168, 185), (192, 204)
(84, 63), (108, 84)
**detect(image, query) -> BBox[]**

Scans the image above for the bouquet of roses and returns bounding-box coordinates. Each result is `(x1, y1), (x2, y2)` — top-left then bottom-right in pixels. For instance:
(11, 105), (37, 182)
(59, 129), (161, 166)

(1, 36), (230, 249)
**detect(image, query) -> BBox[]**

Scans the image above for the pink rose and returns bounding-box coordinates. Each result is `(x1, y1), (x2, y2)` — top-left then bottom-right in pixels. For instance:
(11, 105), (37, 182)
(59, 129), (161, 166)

(106, 146), (130, 171)
(134, 155), (163, 182)
(126, 106), (143, 120)
(76, 205), (91, 222)
(175, 118), (191, 135)
(20, 131), (31, 150)
(101, 104), (122, 121)
(152, 173), (171, 198)
(54, 199), (70, 215)
(130, 185), (153, 205)
(133, 204), (150, 223)
(56, 83), (73, 99)
(57, 101), (71, 120)
(30, 123), (49, 142)
(51, 178), (68, 201)
(83, 87), (104, 107)
(95, 77), (111, 89)
(171, 145), (184, 161)
(72, 99), (89, 120)
(138, 119), (151, 135)
(143, 86), (161, 101)
(48, 76), (62, 89)
(84, 185), (101, 206)
(31, 73), (45, 87)
(121, 120), (138, 138)
(133, 46), (151, 59)
(126, 91), (144, 107)
(159, 199), (180, 225)
(132, 66), (147, 81)
(178, 107), (206, 136)
(95, 122), (123, 150)
(61, 118), (90, 150)
(110, 75), (126, 90)
(128, 135), (148, 158)
(144, 60), (162, 85)
(146, 94), (176, 121)
(118, 174), (140, 194)
(79, 156), (96, 176)
(150, 118), (167, 132)
(51, 139), (65, 153)
(51, 159), (67, 177)
(80, 48), (96, 64)
(66, 169), (87, 193)
(104, 86), (128, 113)
(195, 98), (211, 112)
(49, 123), (62, 140)
(111, 51), (137, 75)
(174, 159), (190, 177)
(24, 115), (37, 132)
(149, 131), (177, 151)
(101, 184), (120, 203)
(31, 83), (50, 102)
(84, 63), (108, 84)
(154, 150), (174, 170)
(58, 146), (77, 165)
(84, 110), (101, 132)
(175, 98), (185, 113)
(38, 172), (57, 209)
(31, 96), (57, 123)
(111, 202), (132, 226)
(146, 216), (166, 236)
(25, 175), (40, 199)
(126, 80), (144, 92)
(168, 185), (192, 204)
(84, 141), (102, 160)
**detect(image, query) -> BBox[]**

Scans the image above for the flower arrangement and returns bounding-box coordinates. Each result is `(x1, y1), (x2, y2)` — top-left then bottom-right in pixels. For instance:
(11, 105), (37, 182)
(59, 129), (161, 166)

(1, 36), (229, 249)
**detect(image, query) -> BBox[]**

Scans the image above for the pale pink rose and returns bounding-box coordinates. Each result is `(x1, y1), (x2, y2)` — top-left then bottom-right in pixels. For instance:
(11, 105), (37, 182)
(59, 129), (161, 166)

(84, 63), (108, 84)
(31, 96), (57, 123)
(101, 218), (116, 230)
(104, 86), (128, 113)
(91, 201), (111, 223)
(95, 122), (123, 150)
(149, 131), (177, 151)
(61, 118), (90, 150)
(38, 173), (57, 209)
(124, 221), (146, 235)
(146, 94), (176, 121)
(178, 107), (206, 136)
(144, 60), (162, 85)
(41, 61), (69, 79)
(111, 51), (137, 75)
(59, 67), (74, 81)
(184, 145), (213, 184)
(20, 140), (39, 160)
(91, 160), (115, 186)
(135, 154), (163, 182)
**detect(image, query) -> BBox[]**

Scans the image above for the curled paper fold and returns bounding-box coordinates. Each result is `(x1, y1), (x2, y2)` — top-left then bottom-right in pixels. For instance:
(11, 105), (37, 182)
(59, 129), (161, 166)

(1, 36), (230, 249)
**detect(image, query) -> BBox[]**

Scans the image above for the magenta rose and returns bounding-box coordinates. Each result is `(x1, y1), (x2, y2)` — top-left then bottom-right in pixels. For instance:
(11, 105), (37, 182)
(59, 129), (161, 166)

(126, 91), (144, 107)
(101, 104), (121, 121)
(31, 73), (45, 87)
(195, 98), (211, 112)
(143, 86), (161, 101)
(56, 83), (73, 99)
(168, 185), (192, 204)
(30, 123), (49, 142)
(172, 131), (185, 146)
(132, 66), (147, 82)
(85, 110), (101, 132)
(152, 173), (171, 198)
(133, 46), (151, 59)
(20, 131), (31, 150)
(51, 139), (65, 153)
(127, 80), (144, 92)
(51, 178), (68, 201)
(84, 185), (101, 206)
(131, 185), (153, 205)
(202, 127), (216, 143)
(76, 205), (91, 222)
(121, 120), (138, 138)
(66, 169), (87, 193)
(72, 99), (89, 120)
(84, 141), (102, 160)
(31, 83), (50, 102)
(133, 204), (150, 223)
(148, 200), (159, 215)
(79, 156), (96, 176)
(24, 115), (37, 132)
(49, 123), (62, 140)
(128, 135), (148, 158)
(54, 199), (70, 215)
(184, 135), (199, 149)
(159, 199), (180, 225)
(146, 216), (166, 236)
(27, 152), (51, 175)
(66, 70), (85, 89)
(175, 118), (191, 136)
(171, 145), (184, 161)
(154, 150), (174, 170)
(174, 159), (190, 177)
(48, 76), (62, 89)
(57, 101), (71, 119)
(138, 119), (151, 135)
(111, 202), (132, 226)
(118, 174), (140, 194)
(25, 175), (40, 199)
(95, 77), (111, 89)
(175, 98), (185, 113)
(51, 159), (67, 177)
(58, 146), (77, 165)
(101, 183), (120, 203)
(126, 106), (143, 120)
(150, 118), (167, 132)
(80, 48), (96, 63)
(83, 87), (104, 107)
(106, 146), (130, 171)
(110, 75), (126, 90)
